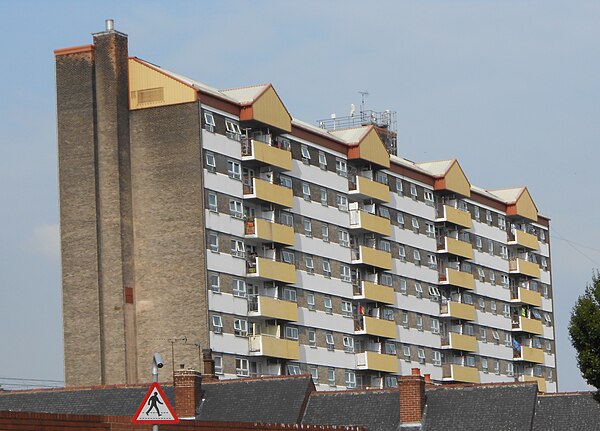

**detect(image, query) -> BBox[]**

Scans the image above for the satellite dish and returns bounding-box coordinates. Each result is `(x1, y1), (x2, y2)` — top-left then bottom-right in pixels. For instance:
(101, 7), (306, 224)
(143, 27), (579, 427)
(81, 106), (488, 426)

(350, 104), (356, 117)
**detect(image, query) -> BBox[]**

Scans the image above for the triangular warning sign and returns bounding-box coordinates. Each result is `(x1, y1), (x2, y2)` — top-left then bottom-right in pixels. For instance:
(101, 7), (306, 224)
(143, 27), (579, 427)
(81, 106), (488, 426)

(132, 382), (179, 424)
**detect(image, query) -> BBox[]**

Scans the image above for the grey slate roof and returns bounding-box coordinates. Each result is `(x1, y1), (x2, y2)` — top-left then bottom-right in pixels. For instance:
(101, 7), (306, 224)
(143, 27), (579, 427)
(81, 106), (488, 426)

(197, 375), (313, 424)
(421, 383), (538, 431)
(0, 385), (171, 416)
(302, 389), (400, 431)
(533, 392), (600, 431)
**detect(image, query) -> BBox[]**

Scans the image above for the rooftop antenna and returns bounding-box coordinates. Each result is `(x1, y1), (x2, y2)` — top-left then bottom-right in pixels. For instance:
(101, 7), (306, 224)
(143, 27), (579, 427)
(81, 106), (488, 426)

(358, 90), (369, 115)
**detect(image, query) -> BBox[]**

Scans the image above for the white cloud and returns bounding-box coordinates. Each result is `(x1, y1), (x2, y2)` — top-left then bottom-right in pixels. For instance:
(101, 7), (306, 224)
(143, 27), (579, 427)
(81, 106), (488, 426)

(23, 224), (60, 260)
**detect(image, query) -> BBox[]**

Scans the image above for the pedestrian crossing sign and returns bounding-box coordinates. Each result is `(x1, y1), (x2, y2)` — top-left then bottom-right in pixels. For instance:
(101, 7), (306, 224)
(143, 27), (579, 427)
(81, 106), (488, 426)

(132, 382), (179, 424)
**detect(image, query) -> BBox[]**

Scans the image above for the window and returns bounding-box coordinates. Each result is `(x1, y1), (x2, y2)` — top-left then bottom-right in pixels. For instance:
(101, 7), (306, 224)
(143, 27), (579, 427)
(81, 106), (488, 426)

(396, 178), (403, 195)
(398, 245), (406, 262)
(544, 313), (553, 326)
(204, 111), (216, 131)
(301, 145), (311, 162)
(463, 293), (473, 305)
(416, 314), (423, 331)
(498, 215), (506, 231)
(214, 355), (223, 374)
(540, 229), (546, 241)
(306, 256), (314, 274)
(410, 183), (418, 200)
(279, 175), (293, 188)
(382, 308), (394, 321)
(413, 250), (421, 266)
(232, 279), (246, 298)
(318, 151), (327, 169)
(376, 171), (388, 185)
(341, 265), (351, 283)
(458, 200), (468, 211)
(464, 324), (474, 336)
(478, 297), (486, 311)
(236, 358), (249, 376)
(431, 318), (440, 334)
(506, 362), (514, 377)
(401, 311), (409, 328)
(491, 300), (497, 315)
(303, 218), (312, 237)
(337, 194), (348, 211)
(427, 254), (437, 269)
(209, 272), (220, 293)
(320, 188), (328, 206)
(343, 336), (354, 353)
(322, 260), (332, 278)
(546, 340), (553, 352)
(207, 192), (218, 211)
(385, 342), (397, 355)
(501, 275), (510, 288)
(400, 278), (408, 295)
(229, 199), (243, 219)
(492, 330), (500, 344)
(533, 365), (543, 377)
(541, 256), (548, 270)
(307, 293), (316, 311)
(234, 319), (248, 337)
(322, 224), (330, 242)
(205, 151), (216, 172)
(283, 288), (297, 302)
(280, 211), (293, 226)
(397, 212), (405, 227)
(287, 364), (301, 375)
(490, 271), (496, 284)
(212, 315), (223, 333)
(379, 240), (391, 253)
(504, 333), (512, 347)
(342, 300), (352, 317)
(476, 236), (482, 250)
(532, 337), (542, 349)
(308, 329), (317, 347)
(415, 282), (423, 298)
(503, 304), (510, 318)
(328, 368), (336, 386)
(429, 286), (441, 302)
(209, 231), (219, 252)
(231, 239), (245, 258)
(488, 240), (494, 255)
(411, 217), (420, 233)
(225, 120), (242, 139)
(339, 229), (350, 247)
(282, 249), (295, 265)
(335, 159), (347, 177)
(302, 182), (311, 200)
(380, 273), (393, 287)
(424, 191), (434, 206)
(486, 210), (493, 225)
(426, 223), (435, 238)
(480, 327), (487, 342)
(403, 345), (411, 361)
(465, 355), (476, 367)
(325, 332), (335, 350)
(482, 358), (488, 373)
(432, 350), (442, 366)
(418, 348), (426, 363)
(474, 206), (480, 221)
(310, 367), (319, 383)
(324, 296), (333, 314)
(494, 360), (500, 375)
(378, 206), (390, 219)
(285, 326), (299, 340)
(500, 246), (508, 259)
(227, 160), (241, 180)
(344, 370), (356, 388)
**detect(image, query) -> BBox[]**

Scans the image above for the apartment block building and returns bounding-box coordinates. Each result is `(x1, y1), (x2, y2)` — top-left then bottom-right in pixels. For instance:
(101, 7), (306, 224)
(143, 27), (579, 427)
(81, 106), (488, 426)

(55, 23), (557, 392)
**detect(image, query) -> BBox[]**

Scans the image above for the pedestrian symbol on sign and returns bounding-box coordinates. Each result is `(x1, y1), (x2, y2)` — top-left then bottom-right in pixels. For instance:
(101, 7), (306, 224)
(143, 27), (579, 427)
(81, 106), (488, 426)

(132, 382), (179, 424)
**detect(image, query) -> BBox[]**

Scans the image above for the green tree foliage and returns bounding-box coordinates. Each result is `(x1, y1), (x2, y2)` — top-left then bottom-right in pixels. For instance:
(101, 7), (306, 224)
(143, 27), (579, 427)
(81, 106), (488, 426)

(569, 272), (600, 400)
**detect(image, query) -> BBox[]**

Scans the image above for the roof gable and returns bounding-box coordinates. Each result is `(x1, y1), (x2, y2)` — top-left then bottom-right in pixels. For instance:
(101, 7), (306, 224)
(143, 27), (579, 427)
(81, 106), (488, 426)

(417, 159), (471, 197)
(330, 126), (390, 168)
(223, 84), (292, 132)
(489, 187), (538, 221)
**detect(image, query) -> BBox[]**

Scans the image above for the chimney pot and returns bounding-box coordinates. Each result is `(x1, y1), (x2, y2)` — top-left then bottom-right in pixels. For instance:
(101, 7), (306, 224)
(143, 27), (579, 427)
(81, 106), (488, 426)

(411, 367), (421, 376)
(424, 374), (431, 383)
(105, 19), (114, 32)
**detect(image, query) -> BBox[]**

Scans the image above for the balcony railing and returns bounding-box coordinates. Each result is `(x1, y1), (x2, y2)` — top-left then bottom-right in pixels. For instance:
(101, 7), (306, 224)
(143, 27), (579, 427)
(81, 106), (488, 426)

(247, 295), (298, 321)
(435, 204), (472, 229)
(241, 137), (292, 171)
(244, 217), (295, 246)
(353, 281), (395, 304)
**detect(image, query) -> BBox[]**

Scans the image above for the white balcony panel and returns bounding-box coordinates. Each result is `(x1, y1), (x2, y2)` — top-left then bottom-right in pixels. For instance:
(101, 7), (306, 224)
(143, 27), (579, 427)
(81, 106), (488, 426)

(209, 332), (249, 356)
(544, 353), (556, 368)
(300, 345), (356, 369)
(388, 194), (436, 220)
(294, 197), (349, 227)
(293, 234), (351, 263)
(397, 327), (441, 348)
(540, 270), (551, 284)
(204, 170), (243, 198)
(546, 382), (557, 393)
(475, 311), (512, 331)
(390, 227), (437, 251)
(298, 308), (355, 333)
(205, 210), (245, 236)
(542, 325), (555, 340)
(471, 250), (510, 273)
(469, 220), (509, 243)
(541, 297), (553, 312)
(296, 271), (354, 298)
(395, 294), (440, 316)
(206, 252), (246, 276)
(477, 341), (513, 360)
(479, 373), (511, 384)
(290, 160), (348, 193)
(208, 292), (248, 316)
(538, 241), (550, 257)
(398, 361), (443, 381)
(473, 280), (511, 302)
(392, 259), (439, 284)
(202, 131), (242, 159)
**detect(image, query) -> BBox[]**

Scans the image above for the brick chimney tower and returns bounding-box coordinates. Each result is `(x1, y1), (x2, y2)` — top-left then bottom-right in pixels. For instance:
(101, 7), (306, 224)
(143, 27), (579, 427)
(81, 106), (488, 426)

(398, 368), (426, 424)
(174, 370), (202, 419)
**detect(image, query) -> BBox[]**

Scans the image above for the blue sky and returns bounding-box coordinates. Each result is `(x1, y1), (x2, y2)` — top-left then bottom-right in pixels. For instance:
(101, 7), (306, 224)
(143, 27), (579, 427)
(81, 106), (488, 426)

(1, 0), (599, 391)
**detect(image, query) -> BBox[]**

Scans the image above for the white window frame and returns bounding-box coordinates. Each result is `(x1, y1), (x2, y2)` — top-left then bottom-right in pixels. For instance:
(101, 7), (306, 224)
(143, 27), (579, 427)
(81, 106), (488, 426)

(426, 223), (435, 238)
(322, 224), (330, 242)
(320, 188), (328, 206)
(343, 336), (354, 353)
(301, 144), (311, 161)
(339, 229), (350, 247)
(424, 191), (434, 206)
(308, 329), (317, 346)
(418, 347), (426, 363)
(337, 194), (348, 211)
(214, 355), (223, 374)
(285, 326), (299, 340)
(400, 278), (408, 295)
(283, 287), (297, 302)
(432, 350), (441, 366)
(227, 160), (241, 180)
(205, 151), (216, 172)
(413, 249), (421, 266)
(279, 175), (293, 188)
(322, 260), (331, 278)
(396, 178), (403, 195)
(236, 358), (249, 376)
(410, 183), (418, 199)
(234, 319), (248, 337)
(403, 345), (411, 361)
(335, 159), (347, 177)
(306, 256), (314, 274)
(398, 245), (406, 261)
(204, 111), (216, 129)
(209, 231), (219, 253)
(207, 192), (218, 212)
(397, 212), (405, 227)
(212, 315), (223, 333)
(232, 279), (246, 298)
(302, 182), (311, 200)
(324, 296), (333, 313)
(318, 151), (327, 169)
(341, 300), (352, 317)
(325, 332), (335, 349)
(341, 265), (351, 282)
(225, 119), (242, 139)
(229, 199), (243, 219)
(415, 282), (423, 298)
(230, 239), (245, 258)
(303, 218), (312, 237)
(307, 293), (316, 311)
(209, 272), (220, 293)
(431, 318), (440, 334)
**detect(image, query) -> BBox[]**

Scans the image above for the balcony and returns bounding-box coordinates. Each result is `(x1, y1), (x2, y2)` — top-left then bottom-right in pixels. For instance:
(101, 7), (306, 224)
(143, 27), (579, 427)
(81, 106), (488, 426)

(248, 335), (300, 360)
(510, 287), (542, 307)
(349, 210), (391, 236)
(439, 268), (474, 290)
(245, 218), (295, 246)
(246, 257), (296, 284)
(353, 281), (395, 305)
(241, 138), (292, 171)
(348, 175), (390, 203)
(248, 296), (298, 321)
(509, 258), (540, 279)
(440, 301), (476, 321)
(441, 333), (478, 352)
(512, 316), (543, 335)
(508, 229), (539, 251)
(356, 351), (398, 373)
(437, 236), (473, 259)
(243, 177), (293, 208)
(442, 364), (479, 384)
(514, 346), (544, 364)
(436, 205), (472, 229)
(351, 246), (392, 270)
(518, 375), (547, 392)
(355, 316), (396, 339)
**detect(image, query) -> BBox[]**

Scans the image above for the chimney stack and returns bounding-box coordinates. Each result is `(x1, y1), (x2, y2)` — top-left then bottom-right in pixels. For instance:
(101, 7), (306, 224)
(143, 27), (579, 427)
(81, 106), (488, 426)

(202, 349), (217, 381)
(398, 368), (426, 425)
(174, 370), (202, 419)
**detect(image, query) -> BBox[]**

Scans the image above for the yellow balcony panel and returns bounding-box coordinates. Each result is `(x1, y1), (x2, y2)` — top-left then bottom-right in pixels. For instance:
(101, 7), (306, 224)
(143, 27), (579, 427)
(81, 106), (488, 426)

(349, 210), (391, 236)
(513, 316), (543, 335)
(249, 335), (299, 360)
(352, 246), (392, 270)
(250, 296), (298, 321)
(244, 178), (294, 208)
(356, 351), (398, 373)
(443, 364), (479, 384)
(245, 218), (295, 246)
(349, 176), (390, 203)
(439, 268), (474, 290)
(438, 237), (473, 259)
(509, 230), (539, 251)
(437, 205), (472, 229)
(521, 375), (547, 393)
(443, 333), (478, 352)
(355, 281), (395, 305)
(247, 257), (296, 284)
(509, 258), (540, 279)
(512, 287), (542, 307)
(242, 139), (292, 171)
(516, 346), (545, 364)
(441, 301), (476, 321)
(357, 316), (397, 339)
